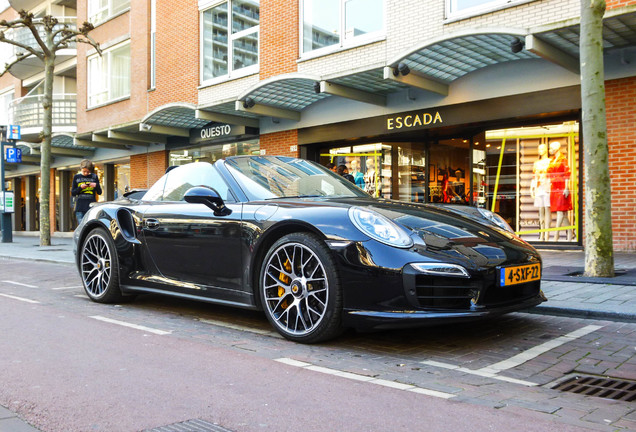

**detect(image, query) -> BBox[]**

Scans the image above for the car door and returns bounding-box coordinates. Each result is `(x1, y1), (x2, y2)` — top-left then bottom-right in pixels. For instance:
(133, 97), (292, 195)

(141, 162), (244, 296)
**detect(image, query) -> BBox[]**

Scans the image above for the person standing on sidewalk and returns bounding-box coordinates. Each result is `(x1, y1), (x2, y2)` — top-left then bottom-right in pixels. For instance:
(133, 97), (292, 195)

(71, 159), (102, 224)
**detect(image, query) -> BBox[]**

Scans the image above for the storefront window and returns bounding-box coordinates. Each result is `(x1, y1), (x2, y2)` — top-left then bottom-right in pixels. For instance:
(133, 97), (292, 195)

(114, 163), (130, 199)
(320, 143), (391, 198)
(397, 143), (426, 203)
(169, 139), (260, 167)
(484, 122), (579, 243)
(429, 139), (470, 204)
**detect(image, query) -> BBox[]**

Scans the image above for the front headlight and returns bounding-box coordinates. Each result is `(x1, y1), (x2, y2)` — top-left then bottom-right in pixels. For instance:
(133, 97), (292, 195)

(349, 207), (413, 248)
(477, 208), (514, 233)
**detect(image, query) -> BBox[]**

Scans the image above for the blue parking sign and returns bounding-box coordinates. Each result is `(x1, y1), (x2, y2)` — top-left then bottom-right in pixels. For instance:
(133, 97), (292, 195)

(6, 147), (21, 163)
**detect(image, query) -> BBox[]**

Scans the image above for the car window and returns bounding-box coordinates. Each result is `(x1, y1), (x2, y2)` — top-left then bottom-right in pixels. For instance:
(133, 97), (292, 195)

(142, 162), (233, 202)
(225, 156), (368, 201)
(142, 173), (167, 201)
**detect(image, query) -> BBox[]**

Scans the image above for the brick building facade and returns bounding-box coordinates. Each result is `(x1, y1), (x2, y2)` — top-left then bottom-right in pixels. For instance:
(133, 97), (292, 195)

(2, 0), (636, 250)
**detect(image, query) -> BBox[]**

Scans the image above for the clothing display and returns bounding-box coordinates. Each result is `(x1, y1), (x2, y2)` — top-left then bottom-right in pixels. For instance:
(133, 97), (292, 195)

(547, 153), (572, 212)
(532, 157), (550, 208)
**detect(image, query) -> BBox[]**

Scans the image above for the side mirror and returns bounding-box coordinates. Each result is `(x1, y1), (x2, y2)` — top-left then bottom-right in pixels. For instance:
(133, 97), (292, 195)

(184, 186), (232, 216)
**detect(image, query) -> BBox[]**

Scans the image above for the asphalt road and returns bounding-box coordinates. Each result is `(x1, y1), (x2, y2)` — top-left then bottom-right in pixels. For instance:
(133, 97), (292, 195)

(0, 258), (634, 431)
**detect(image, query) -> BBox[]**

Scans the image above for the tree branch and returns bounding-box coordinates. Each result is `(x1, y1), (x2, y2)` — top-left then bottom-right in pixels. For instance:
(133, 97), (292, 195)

(0, 30), (44, 60)
(19, 10), (52, 57)
(0, 50), (35, 77)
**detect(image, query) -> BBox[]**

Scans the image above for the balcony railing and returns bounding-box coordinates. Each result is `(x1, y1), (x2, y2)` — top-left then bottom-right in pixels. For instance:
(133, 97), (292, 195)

(9, 94), (77, 129)
(8, 17), (77, 56)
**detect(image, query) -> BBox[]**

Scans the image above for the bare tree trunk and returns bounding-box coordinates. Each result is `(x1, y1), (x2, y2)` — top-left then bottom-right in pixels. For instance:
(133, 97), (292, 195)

(39, 55), (54, 246)
(580, 0), (614, 277)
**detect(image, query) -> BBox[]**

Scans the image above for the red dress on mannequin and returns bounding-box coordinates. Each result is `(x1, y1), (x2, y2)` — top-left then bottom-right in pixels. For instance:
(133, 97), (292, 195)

(547, 153), (572, 211)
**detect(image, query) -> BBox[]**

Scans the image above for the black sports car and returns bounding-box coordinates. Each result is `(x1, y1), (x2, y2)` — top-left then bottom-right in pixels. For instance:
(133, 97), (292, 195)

(74, 156), (545, 343)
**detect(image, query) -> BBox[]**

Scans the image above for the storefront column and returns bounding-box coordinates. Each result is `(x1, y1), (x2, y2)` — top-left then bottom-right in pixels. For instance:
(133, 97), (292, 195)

(130, 150), (168, 189)
(59, 171), (72, 232)
(104, 163), (115, 201)
(11, 177), (22, 232)
(24, 175), (37, 231)
(260, 130), (299, 157)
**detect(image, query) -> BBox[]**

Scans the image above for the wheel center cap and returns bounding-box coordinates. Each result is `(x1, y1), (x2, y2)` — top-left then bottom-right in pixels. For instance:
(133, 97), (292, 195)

(291, 280), (304, 297)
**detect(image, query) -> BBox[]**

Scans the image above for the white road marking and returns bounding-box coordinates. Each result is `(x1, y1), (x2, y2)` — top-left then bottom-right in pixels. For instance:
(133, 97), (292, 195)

(276, 357), (455, 399)
(421, 324), (604, 387)
(0, 293), (41, 304)
(421, 360), (538, 386)
(89, 315), (172, 335)
(198, 318), (282, 338)
(477, 325), (604, 375)
(2, 280), (37, 288)
(52, 286), (83, 290)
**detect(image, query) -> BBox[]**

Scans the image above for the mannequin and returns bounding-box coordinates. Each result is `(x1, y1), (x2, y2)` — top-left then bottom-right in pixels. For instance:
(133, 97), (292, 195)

(364, 158), (379, 197)
(546, 141), (573, 241)
(530, 143), (551, 241)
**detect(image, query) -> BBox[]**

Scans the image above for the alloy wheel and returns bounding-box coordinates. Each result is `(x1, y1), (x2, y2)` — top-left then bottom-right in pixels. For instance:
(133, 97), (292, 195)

(81, 233), (112, 298)
(262, 242), (329, 336)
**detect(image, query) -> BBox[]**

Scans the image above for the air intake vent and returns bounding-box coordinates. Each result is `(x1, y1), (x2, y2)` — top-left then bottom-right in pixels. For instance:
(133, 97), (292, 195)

(553, 375), (636, 401)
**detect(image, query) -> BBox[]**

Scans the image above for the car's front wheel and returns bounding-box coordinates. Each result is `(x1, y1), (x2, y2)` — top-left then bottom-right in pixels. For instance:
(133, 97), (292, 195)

(80, 227), (123, 303)
(260, 233), (343, 343)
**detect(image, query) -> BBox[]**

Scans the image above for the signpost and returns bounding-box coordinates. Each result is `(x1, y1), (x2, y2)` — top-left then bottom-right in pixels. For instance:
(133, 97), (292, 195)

(1, 124), (20, 243)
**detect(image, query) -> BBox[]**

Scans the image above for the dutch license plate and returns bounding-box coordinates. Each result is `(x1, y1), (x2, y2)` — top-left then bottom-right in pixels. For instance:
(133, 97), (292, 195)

(499, 263), (541, 286)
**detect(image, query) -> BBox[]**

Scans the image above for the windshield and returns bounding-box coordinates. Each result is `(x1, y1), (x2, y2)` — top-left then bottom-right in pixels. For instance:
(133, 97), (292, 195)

(224, 156), (369, 201)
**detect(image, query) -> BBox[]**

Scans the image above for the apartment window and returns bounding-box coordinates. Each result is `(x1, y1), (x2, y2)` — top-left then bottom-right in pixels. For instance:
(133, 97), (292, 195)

(87, 42), (131, 108)
(0, 90), (14, 126)
(446, 0), (535, 19)
(201, 0), (259, 82)
(302, 0), (384, 54)
(88, 0), (130, 24)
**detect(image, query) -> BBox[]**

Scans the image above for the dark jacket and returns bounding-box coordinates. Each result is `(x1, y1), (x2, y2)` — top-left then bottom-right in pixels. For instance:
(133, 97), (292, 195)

(71, 173), (102, 213)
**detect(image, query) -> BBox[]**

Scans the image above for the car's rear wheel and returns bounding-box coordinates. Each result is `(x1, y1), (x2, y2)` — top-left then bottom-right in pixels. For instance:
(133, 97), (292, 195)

(80, 227), (123, 303)
(260, 233), (343, 343)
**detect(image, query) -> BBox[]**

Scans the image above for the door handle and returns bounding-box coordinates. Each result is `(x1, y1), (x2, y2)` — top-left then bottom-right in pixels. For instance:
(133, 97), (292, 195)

(145, 218), (160, 229)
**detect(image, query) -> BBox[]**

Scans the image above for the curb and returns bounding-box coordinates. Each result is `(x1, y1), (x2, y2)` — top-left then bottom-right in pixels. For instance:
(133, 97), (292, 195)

(528, 305), (636, 323)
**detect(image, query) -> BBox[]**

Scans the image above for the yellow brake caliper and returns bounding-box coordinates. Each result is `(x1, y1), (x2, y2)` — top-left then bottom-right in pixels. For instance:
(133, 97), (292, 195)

(278, 258), (291, 309)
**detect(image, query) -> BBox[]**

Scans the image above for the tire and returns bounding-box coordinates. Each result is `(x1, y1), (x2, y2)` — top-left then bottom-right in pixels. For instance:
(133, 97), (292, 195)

(80, 227), (123, 303)
(259, 232), (343, 343)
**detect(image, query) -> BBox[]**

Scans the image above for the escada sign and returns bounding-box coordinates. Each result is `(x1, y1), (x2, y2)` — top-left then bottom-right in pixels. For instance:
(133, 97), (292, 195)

(386, 111), (443, 130)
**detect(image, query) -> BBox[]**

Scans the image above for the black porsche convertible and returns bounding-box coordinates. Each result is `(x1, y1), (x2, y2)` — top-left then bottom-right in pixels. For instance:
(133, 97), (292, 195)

(74, 155), (545, 343)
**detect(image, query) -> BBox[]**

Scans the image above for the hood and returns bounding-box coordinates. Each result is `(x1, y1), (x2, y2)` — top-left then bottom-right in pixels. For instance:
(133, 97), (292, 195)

(330, 197), (539, 268)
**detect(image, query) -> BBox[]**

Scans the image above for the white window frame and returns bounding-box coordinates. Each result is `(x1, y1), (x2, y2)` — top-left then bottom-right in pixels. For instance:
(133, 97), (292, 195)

(199, 0), (260, 86)
(445, 0), (537, 22)
(87, 40), (131, 108)
(299, 0), (385, 60)
(88, 0), (131, 26)
(0, 89), (15, 126)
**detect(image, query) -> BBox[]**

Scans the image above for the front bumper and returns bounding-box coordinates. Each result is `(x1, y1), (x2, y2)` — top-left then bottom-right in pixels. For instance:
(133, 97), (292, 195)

(343, 292), (546, 330)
